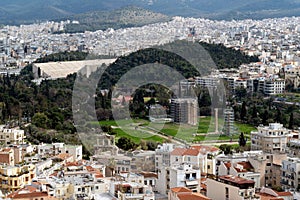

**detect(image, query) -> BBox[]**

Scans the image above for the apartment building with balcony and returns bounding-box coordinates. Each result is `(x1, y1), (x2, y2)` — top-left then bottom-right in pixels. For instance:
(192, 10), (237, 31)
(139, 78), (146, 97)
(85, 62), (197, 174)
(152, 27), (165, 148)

(195, 76), (220, 88)
(251, 123), (291, 153)
(37, 143), (82, 161)
(281, 157), (300, 191)
(110, 181), (155, 200)
(263, 78), (285, 95)
(0, 126), (25, 145)
(157, 163), (201, 195)
(217, 161), (261, 188)
(207, 175), (259, 200)
(154, 143), (176, 172)
(0, 164), (35, 193)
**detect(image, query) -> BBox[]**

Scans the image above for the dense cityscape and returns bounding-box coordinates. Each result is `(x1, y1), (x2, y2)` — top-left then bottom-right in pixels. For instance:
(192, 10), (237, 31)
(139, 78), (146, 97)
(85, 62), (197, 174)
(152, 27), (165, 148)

(1, 2), (300, 200)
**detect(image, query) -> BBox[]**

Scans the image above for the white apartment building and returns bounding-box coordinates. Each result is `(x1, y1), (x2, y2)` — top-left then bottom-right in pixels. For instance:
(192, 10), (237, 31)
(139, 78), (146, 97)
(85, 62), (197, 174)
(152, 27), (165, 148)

(157, 163), (201, 195)
(251, 123), (291, 153)
(207, 175), (259, 200)
(37, 143), (82, 161)
(263, 78), (285, 95)
(195, 76), (220, 88)
(155, 143), (176, 172)
(0, 125), (25, 145)
(170, 145), (219, 175)
(218, 161), (261, 188)
(281, 157), (300, 191)
(110, 181), (155, 200)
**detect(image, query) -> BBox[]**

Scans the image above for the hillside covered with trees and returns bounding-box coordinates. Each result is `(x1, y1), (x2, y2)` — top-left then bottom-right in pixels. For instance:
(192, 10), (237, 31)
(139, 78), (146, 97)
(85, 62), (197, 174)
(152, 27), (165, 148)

(1, 41), (259, 152)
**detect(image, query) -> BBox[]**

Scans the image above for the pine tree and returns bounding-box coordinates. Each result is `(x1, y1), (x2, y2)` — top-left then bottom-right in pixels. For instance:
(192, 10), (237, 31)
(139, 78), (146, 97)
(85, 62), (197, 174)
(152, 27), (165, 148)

(239, 132), (247, 147)
(289, 112), (294, 130)
(240, 101), (247, 121)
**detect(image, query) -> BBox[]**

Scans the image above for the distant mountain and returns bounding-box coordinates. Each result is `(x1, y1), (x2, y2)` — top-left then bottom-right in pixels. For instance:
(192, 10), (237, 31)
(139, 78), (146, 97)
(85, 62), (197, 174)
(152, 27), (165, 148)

(1, 0), (300, 25)
(0, 0), (133, 25)
(60, 6), (171, 33)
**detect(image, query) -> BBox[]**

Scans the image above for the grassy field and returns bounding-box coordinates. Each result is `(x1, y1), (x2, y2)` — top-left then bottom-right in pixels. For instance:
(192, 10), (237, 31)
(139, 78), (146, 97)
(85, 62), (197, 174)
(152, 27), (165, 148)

(94, 116), (257, 143)
(90, 119), (164, 144)
(148, 116), (256, 142)
(235, 122), (257, 135)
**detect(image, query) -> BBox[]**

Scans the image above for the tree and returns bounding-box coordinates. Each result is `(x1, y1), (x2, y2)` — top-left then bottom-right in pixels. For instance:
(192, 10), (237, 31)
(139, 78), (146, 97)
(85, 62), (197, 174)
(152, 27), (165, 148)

(235, 87), (247, 101)
(275, 108), (283, 123)
(146, 141), (157, 151)
(239, 132), (247, 147)
(240, 101), (247, 121)
(219, 144), (232, 155)
(32, 112), (49, 129)
(289, 112), (294, 130)
(262, 109), (269, 125)
(251, 105), (258, 118)
(116, 137), (136, 151)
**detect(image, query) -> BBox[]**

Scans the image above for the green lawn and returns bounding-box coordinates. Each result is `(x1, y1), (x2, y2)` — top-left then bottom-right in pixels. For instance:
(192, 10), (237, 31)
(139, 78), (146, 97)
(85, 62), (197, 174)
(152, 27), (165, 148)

(90, 119), (164, 144)
(95, 116), (257, 144)
(194, 133), (240, 142)
(234, 122), (257, 135)
(113, 128), (165, 144)
(148, 116), (256, 142)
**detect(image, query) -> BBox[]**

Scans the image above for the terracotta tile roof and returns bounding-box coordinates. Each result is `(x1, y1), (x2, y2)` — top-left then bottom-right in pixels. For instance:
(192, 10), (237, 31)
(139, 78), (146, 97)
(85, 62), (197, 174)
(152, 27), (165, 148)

(171, 148), (188, 156)
(55, 153), (72, 160)
(191, 145), (219, 154)
(171, 147), (202, 156)
(171, 187), (192, 193)
(235, 161), (254, 172)
(183, 148), (200, 156)
(140, 172), (158, 178)
(65, 161), (81, 167)
(7, 185), (55, 199)
(177, 193), (211, 200)
(219, 175), (255, 185)
(84, 165), (104, 178)
(258, 193), (285, 200)
(7, 191), (48, 199)
(275, 191), (293, 196)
